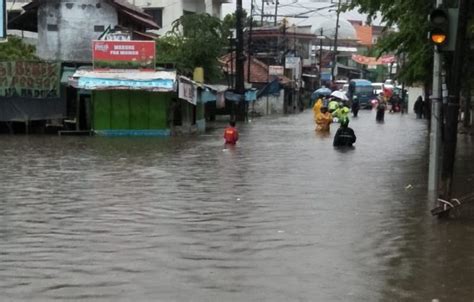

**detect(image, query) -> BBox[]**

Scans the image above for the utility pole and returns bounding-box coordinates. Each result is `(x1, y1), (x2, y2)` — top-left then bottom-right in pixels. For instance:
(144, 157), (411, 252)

(261, 0), (265, 26)
(274, 1), (279, 26)
(247, 0), (255, 83)
(318, 28), (324, 87)
(428, 45), (442, 199)
(428, 0), (443, 200)
(330, 0), (342, 81)
(440, 0), (468, 199)
(235, 0), (246, 121)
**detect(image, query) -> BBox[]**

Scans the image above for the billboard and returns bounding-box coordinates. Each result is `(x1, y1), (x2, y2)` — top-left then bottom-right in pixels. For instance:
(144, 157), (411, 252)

(0, 62), (61, 98)
(93, 40), (156, 70)
(351, 54), (396, 65)
(0, 0), (5, 40)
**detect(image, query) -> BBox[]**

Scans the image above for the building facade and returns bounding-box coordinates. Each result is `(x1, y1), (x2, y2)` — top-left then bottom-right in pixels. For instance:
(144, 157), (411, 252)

(133, 0), (231, 35)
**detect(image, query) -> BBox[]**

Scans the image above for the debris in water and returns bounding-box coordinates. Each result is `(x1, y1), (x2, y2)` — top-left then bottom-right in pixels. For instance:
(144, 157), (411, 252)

(405, 184), (413, 190)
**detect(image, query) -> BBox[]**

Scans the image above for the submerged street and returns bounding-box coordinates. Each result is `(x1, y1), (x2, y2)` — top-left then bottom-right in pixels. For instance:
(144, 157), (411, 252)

(2, 110), (474, 301)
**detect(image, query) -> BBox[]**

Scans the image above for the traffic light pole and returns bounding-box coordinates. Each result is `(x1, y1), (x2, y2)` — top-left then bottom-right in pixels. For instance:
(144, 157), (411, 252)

(428, 0), (443, 201)
(428, 48), (442, 200)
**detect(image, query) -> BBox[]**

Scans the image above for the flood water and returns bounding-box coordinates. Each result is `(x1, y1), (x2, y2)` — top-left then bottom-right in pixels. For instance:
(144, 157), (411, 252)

(1, 110), (474, 301)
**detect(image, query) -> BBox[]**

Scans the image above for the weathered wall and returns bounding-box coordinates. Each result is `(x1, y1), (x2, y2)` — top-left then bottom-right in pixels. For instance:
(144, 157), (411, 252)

(37, 0), (118, 62)
(250, 90), (285, 116)
(135, 0), (182, 35)
(182, 0), (206, 13)
(407, 86), (424, 114)
(135, 0), (222, 35)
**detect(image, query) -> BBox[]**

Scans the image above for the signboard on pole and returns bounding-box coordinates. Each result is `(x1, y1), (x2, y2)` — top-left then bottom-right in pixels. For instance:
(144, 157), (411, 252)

(0, 0), (5, 41)
(92, 40), (156, 70)
(285, 56), (301, 69)
(269, 65), (284, 76)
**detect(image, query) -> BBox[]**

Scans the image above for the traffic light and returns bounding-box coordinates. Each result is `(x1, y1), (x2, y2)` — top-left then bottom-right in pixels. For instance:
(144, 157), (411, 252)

(429, 8), (449, 47)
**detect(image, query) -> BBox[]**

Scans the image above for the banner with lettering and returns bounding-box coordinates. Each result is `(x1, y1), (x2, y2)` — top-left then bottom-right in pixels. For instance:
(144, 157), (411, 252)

(0, 61), (61, 98)
(351, 54), (396, 65)
(93, 40), (156, 70)
(178, 77), (197, 105)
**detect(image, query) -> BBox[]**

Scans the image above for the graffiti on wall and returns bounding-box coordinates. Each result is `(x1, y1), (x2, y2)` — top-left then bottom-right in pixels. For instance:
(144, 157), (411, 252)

(0, 61), (61, 98)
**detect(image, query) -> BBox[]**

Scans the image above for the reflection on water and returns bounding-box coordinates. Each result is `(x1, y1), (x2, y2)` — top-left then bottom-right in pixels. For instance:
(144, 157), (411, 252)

(1, 110), (474, 301)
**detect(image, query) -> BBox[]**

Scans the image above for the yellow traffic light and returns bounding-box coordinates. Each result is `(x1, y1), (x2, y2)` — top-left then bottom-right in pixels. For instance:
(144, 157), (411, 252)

(429, 8), (449, 47)
(431, 33), (447, 44)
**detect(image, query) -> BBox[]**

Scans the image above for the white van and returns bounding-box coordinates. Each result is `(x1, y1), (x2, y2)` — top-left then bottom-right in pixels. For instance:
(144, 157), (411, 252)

(372, 83), (383, 95)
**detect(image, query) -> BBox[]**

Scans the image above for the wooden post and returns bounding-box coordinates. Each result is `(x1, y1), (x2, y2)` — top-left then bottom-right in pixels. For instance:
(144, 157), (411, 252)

(76, 93), (81, 131)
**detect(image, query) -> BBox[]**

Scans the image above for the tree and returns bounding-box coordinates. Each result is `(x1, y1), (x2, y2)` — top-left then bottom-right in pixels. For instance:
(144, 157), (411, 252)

(156, 13), (228, 82)
(347, 0), (434, 86)
(0, 36), (37, 60)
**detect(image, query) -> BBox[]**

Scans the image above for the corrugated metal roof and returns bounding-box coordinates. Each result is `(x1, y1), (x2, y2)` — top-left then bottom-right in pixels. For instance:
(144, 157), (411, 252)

(70, 70), (176, 91)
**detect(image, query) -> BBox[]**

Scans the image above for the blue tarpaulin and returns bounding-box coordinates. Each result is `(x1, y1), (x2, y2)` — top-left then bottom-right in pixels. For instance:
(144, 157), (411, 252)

(201, 89), (216, 103)
(245, 89), (257, 102)
(225, 91), (243, 102)
(257, 79), (281, 98)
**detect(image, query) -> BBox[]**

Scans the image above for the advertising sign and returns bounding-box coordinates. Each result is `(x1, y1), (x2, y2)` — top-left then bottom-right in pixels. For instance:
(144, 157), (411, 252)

(178, 78), (197, 105)
(285, 56), (301, 69)
(93, 40), (156, 70)
(0, 0), (5, 41)
(269, 65), (284, 76)
(351, 54), (396, 65)
(0, 62), (60, 98)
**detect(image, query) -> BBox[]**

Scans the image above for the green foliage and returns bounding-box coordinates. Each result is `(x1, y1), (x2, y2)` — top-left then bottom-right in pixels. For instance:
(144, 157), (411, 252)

(0, 36), (37, 60)
(156, 13), (228, 82)
(222, 10), (251, 36)
(348, 0), (434, 85)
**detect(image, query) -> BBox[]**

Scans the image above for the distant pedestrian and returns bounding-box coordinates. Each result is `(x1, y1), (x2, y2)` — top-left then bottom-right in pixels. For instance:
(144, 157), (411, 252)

(351, 96), (360, 117)
(414, 96), (424, 119)
(333, 119), (356, 147)
(223, 120), (239, 145)
(376, 93), (386, 122)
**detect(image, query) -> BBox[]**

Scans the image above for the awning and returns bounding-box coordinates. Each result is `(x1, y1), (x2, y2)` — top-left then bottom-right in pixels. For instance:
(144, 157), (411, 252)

(201, 84), (228, 103)
(60, 67), (77, 85)
(336, 63), (361, 72)
(69, 69), (176, 91)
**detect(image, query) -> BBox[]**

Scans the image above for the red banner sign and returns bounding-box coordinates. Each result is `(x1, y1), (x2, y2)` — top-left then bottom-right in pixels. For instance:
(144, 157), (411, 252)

(351, 54), (396, 65)
(93, 40), (156, 70)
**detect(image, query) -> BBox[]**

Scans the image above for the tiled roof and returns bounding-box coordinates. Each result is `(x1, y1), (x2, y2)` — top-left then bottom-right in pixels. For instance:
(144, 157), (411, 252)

(9, 0), (159, 32)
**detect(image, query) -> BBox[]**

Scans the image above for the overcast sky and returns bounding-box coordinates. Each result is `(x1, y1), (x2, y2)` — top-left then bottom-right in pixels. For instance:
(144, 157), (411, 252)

(221, 0), (379, 25)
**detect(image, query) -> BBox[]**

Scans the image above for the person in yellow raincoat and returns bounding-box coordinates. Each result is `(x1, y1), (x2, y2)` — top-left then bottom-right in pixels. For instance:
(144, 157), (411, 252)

(312, 97), (323, 123)
(315, 106), (333, 132)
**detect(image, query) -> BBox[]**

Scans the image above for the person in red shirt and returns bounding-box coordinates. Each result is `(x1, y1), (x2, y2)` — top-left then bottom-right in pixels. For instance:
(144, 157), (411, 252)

(223, 121), (239, 145)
